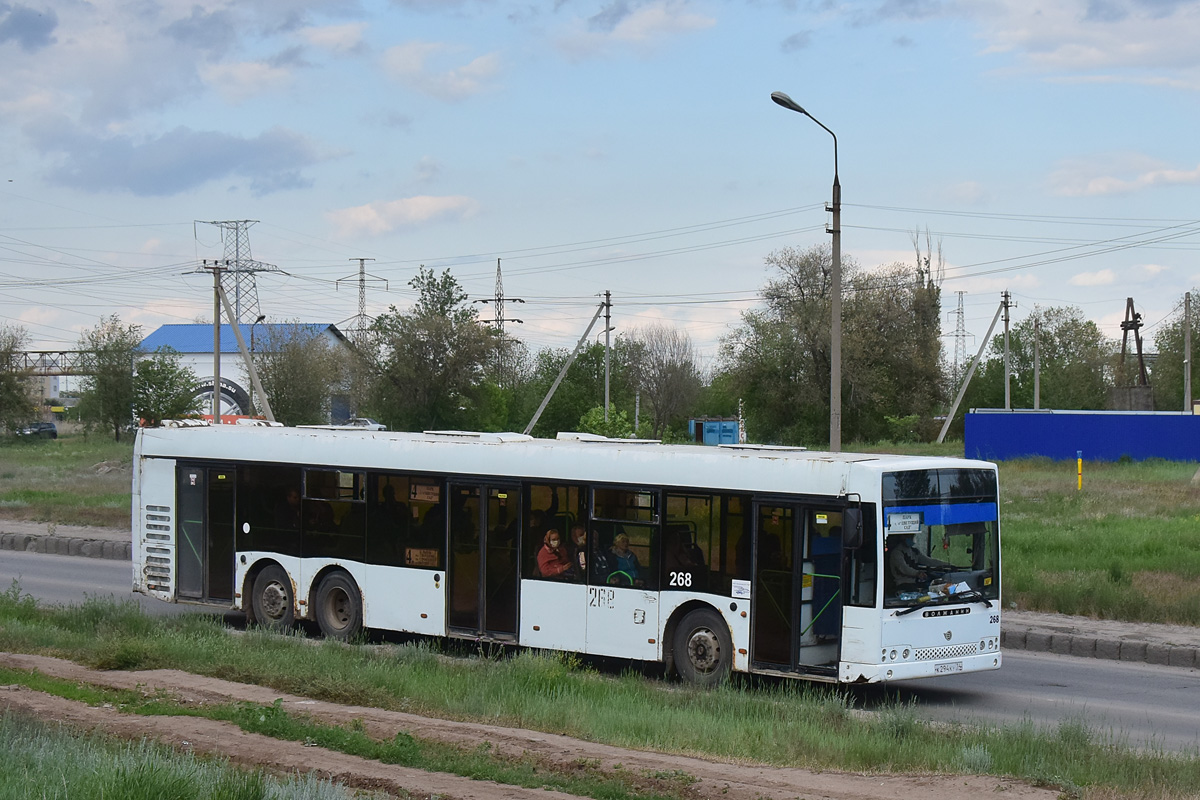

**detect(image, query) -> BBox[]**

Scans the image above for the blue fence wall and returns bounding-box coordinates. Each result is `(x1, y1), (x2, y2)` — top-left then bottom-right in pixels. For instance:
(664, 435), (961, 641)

(965, 410), (1200, 462)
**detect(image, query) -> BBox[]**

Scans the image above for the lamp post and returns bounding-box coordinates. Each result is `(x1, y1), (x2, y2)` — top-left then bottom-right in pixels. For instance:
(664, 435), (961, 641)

(771, 90), (841, 453)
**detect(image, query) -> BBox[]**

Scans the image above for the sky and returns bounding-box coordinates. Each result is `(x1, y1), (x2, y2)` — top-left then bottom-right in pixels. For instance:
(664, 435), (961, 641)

(2, 0), (1199, 378)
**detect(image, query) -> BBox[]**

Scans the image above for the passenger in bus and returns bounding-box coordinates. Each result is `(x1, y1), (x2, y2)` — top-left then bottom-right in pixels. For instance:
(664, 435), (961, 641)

(274, 487), (301, 531)
(887, 533), (952, 591)
(664, 525), (706, 589)
(536, 529), (573, 580)
(609, 533), (643, 586)
(568, 525), (588, 579)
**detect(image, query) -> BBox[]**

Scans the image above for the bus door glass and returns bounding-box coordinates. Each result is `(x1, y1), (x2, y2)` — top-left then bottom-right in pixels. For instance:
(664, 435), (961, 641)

(176, 465), (235, 603)
(446, 483), (520, 638)
(751, 502), (843, 673)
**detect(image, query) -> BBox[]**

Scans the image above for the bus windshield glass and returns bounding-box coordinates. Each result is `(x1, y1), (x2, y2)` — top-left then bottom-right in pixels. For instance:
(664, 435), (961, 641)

(881, 468), (999, 609)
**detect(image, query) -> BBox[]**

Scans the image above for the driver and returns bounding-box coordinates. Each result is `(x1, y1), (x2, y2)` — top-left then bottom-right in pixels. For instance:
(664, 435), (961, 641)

(888, 533), (952, 591)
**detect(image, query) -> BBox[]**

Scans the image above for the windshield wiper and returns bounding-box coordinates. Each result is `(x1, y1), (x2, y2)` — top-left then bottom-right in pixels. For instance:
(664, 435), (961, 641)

(894, 589), (993, 616)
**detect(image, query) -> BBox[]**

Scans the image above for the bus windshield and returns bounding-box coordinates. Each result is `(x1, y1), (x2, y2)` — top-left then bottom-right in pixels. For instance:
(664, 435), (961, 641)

(881, 468), (999, 609)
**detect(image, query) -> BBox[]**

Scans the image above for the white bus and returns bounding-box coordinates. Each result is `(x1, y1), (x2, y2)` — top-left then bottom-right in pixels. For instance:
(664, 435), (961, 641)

(132, 423), (1002, 684)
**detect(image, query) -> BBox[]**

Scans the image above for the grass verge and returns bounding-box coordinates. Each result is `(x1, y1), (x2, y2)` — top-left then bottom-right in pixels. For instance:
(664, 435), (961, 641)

(0, 435), (133, 528)
(0, 706), (361, 800)
(1, 586), (1197, 799)
(0, 666), (696, 800)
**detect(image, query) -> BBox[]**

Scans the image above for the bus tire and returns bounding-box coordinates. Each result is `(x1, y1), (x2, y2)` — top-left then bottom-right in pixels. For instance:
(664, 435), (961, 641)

(314, 571), (363, 641)
(251, 565), (295, 631)
(672, 608), (732, 687)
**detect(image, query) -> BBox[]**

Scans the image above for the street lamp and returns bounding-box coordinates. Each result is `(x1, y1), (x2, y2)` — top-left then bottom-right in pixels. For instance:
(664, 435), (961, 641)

(771, 90), (841, 453)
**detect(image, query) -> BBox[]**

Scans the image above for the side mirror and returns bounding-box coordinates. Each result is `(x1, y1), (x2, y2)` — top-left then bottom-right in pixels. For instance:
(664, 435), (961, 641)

(842, 507), (863, 549)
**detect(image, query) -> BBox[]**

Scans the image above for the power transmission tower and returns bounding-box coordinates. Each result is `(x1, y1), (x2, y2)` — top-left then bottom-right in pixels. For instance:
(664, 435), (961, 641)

(336, 258), (387, 348)
(952, 291), (969, 386)
(196, 220), (279, 324)
(475, 258), (524, 386)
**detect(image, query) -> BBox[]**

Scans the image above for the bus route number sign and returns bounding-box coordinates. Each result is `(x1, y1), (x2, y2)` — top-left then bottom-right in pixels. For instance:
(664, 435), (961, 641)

(588, 587), (616, 609)
(887, 512), (922, 533)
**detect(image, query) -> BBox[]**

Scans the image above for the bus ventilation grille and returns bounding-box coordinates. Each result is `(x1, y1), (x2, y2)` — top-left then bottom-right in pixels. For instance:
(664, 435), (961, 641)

(144, 505), (172, 542)
(914, 644), (977, 661)
(143, 546), (172, 592)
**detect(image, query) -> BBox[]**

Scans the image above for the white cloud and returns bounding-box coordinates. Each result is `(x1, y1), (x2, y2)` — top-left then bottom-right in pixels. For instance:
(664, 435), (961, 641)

(1048, 153), (1200, 196)
(946, 180), (989, 206)
(326, 195), (480, 236)
(300, 23), (367, 54)
(972, 0), (1200, 74)
(1070, 269), (1117, 286)
(556, 1), (715, 60)
(201, 60), (296, 104)
(381, 41), (500, 101)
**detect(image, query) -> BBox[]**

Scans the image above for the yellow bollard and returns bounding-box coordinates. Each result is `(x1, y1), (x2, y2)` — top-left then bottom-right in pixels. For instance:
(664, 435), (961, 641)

(1077, 450), (1083, 491)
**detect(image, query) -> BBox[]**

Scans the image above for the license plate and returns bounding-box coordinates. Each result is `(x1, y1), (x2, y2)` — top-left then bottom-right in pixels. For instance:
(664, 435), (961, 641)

(934, 661), (963, 674)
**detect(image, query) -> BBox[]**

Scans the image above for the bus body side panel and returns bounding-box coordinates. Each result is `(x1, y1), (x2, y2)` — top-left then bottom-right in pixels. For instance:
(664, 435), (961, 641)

(518, 580), (587, 651)
(584, 586), (659, 661)
(358, 563), (445, 636)
(659, 592), (751, 673)
(133, 455), (177, 602)
(837, 605), (882, 682)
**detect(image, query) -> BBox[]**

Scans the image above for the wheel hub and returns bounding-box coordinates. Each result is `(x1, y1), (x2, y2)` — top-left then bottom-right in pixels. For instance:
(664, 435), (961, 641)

(687, 628), (720, 673)
(261, 581), (287, 619)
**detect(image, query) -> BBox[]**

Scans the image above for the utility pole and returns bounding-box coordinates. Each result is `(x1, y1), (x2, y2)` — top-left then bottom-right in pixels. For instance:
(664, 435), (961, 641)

(938, 298), (1006, 443)
(197, 221), (279, 325)
(604, 290), (612, 422)
(1033, 318), (1041, 410)
(200, 260), (227, 422)
(1002, 291), (1013, 410)
(1186, 292), (1192, 413)
(336, 258), (387, 349)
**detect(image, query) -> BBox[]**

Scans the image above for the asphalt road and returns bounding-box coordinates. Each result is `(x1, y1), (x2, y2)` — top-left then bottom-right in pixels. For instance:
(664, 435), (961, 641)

(3, 549), (1199, 753)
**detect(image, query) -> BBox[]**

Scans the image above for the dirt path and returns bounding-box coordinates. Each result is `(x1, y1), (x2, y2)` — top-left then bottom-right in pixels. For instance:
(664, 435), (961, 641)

(0, 652), (1057, 800)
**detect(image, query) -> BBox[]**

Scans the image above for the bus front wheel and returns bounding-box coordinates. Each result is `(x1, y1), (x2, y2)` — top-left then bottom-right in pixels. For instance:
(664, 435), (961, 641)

(673, 608), (732, 687)
(314, 571), (363, 641)
(251, 565), (295, 631)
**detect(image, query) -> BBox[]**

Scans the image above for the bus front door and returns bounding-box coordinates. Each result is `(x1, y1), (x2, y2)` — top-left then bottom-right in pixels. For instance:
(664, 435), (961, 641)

(176, 465), (235, 604)
(750, 503), (842, 675)
(447, 483), (520, 639)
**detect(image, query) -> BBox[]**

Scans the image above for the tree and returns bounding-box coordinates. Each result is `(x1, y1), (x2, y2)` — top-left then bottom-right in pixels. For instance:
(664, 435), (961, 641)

(624, 323), (702, 438)
(76, 316), (143, 441)
(1148, 291), (1200, 411)
(133, 346), (202, 426)
(720, 244), (944, 445)
(251, 322), (346, 426)
(960, 305), (1115, 414)
(578, 404), (636, 438)
(0, 323), (36, 432)
(367, 268), (497, 431)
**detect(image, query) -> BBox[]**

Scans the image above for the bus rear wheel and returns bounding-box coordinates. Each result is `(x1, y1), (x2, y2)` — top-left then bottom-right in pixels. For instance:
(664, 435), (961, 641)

(314, 572), (363, 641)
(251, 565), (295, 631)
(673, 608), (732, 687)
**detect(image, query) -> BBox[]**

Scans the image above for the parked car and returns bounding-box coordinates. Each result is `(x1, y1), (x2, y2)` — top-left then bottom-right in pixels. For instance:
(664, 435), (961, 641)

(17, 421), (57, 439)
(344, 418), (386, 431)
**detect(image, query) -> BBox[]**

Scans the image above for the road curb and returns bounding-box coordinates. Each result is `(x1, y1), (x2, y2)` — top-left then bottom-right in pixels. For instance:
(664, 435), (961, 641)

(1001, 626), (1199, 669)
(0, 532), (131, 561)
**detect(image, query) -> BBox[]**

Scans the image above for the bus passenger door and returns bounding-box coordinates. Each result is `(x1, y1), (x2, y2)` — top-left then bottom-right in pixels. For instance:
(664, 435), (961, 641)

(750, 503), (841, 675)
(176, 465), (235, 603)
(446, 483), (520, 639)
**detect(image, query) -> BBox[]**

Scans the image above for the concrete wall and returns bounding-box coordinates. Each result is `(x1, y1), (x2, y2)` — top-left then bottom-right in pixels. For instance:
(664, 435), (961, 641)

(965, 409), (1200, 461)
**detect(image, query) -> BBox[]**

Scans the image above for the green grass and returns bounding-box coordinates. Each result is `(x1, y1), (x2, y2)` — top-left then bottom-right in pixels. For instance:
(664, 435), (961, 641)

(998, 458), (1200, 623)
(0, 434), (133, 527)
(0, 707), (359, 800)
(1, 587), (1198, 799)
